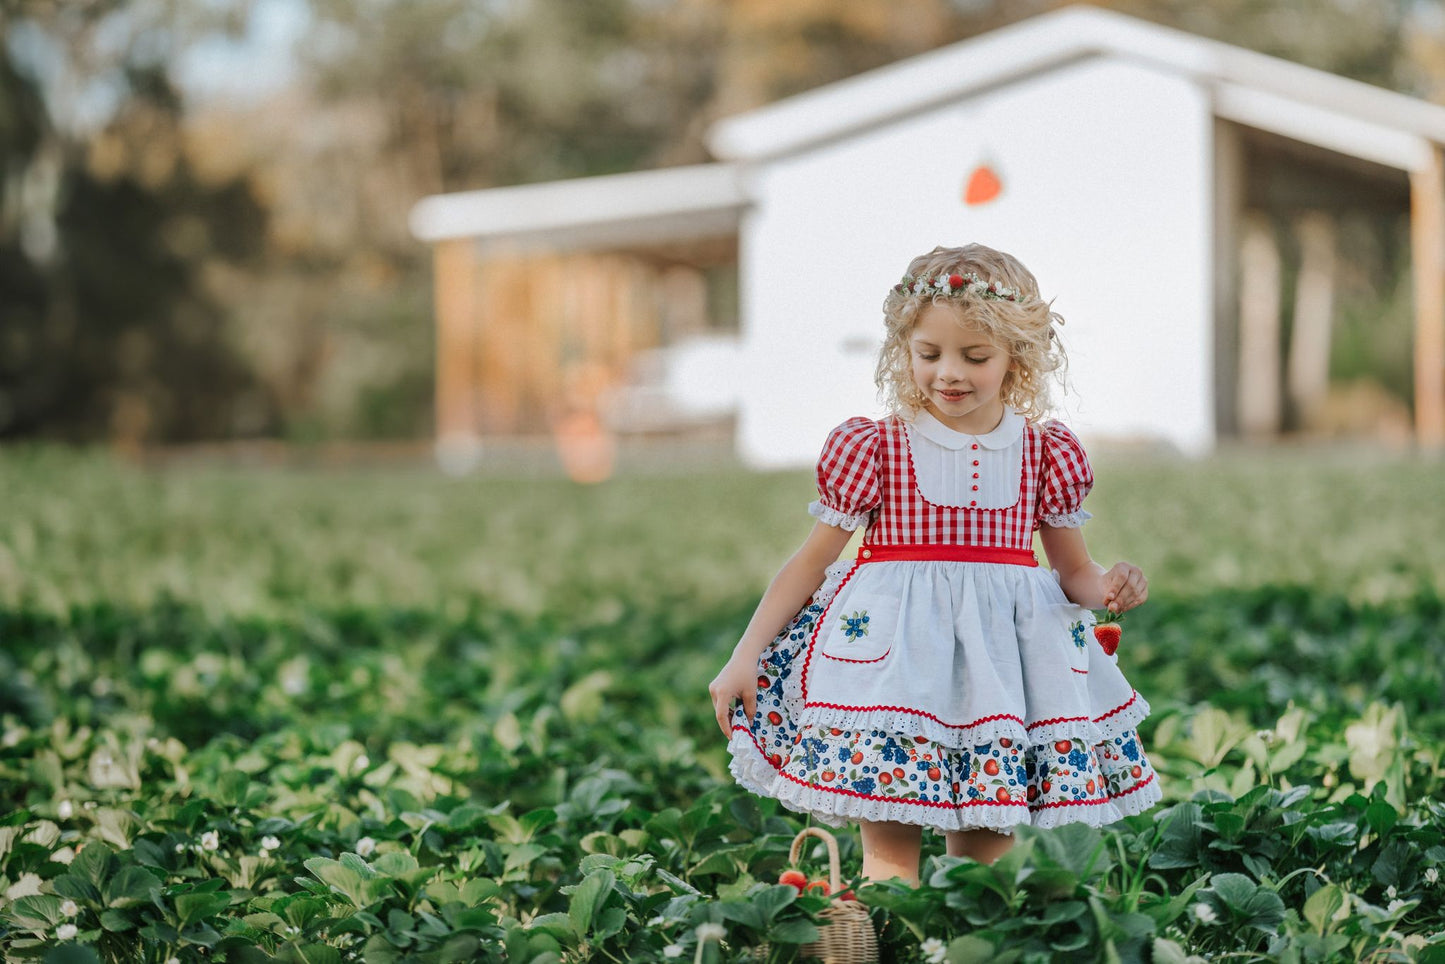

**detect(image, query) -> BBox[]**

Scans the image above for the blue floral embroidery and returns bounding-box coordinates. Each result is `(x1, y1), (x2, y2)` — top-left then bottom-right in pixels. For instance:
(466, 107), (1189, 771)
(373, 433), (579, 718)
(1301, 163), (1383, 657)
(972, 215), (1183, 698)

(843, 611), (870, 640)
(1069, 620), (1087, 650)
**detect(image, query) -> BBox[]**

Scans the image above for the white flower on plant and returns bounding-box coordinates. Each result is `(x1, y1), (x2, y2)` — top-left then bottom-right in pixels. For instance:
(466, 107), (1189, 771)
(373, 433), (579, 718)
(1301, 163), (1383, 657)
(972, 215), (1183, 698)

(51, 846), (76, 865)
(1426, 867), (1440, 885)
(662, 945), (685, 959)
(60, 899), (78, 917)
(646, 916), (668, 928)
(175, 843), (187, 854)
(1386, 885), (1397, 900)
(167, 958), (180, 964)
(353, 754), (369, 772)
(200, 830), (220, 852)
(355, 836), (376, 857)
(261, 835), (280, 851)
(695, 922), (725, 942)
(921, 937), (948, 963)
(56, 923), (78, 940)
(1387, 900), (1407, 915)
(57, 800), (74, 820)
(1192, 902), (1218, 924)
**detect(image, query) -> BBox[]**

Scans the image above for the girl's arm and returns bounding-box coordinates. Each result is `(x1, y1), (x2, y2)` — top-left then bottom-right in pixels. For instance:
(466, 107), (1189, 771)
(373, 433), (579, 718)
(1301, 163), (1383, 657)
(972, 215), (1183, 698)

(709, 522), (855, 736)
(1038, 524), (1148, 614)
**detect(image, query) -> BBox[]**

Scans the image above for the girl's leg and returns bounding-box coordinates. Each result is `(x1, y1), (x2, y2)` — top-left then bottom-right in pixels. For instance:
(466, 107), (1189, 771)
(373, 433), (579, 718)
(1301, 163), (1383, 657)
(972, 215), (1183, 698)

(945, 828), (1014, 865)
(858, 820), (923, 884)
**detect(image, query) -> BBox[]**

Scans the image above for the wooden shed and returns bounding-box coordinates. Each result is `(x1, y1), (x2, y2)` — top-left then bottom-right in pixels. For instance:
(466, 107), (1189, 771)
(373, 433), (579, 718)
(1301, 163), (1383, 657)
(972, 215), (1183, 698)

(410, 6), (1445, 468)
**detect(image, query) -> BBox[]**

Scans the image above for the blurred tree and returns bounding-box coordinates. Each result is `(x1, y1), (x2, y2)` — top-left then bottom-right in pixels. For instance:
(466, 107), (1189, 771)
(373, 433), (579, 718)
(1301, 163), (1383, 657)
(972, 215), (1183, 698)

(0, 0), (275, 445)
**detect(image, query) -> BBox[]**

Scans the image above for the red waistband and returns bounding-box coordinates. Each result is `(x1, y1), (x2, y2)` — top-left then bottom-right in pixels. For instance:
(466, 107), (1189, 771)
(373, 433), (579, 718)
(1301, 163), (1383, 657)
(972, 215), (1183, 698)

(856, 544), (1038, 567)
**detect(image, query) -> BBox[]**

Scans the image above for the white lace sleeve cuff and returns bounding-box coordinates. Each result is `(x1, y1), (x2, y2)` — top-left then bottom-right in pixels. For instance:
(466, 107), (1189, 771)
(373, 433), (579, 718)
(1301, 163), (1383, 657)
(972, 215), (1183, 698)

(1041, 508), (1093, 528)
(808, 500), (871, 531)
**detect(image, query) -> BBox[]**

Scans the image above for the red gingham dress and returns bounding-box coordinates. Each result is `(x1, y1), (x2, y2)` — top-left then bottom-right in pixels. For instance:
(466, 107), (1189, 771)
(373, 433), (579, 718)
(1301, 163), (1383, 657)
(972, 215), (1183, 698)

(727, 409), (1162, 833)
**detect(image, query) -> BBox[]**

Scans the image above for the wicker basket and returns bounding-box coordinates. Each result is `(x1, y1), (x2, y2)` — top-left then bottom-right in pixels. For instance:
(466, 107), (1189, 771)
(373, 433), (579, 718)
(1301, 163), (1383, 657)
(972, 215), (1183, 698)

(783, 827), (878, 964)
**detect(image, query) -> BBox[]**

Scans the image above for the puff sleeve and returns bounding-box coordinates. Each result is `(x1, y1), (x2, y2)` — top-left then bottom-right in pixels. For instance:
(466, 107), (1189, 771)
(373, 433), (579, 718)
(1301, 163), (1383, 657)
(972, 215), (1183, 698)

(1035, 420), (1095, 529)
(808, 417), (881, 531)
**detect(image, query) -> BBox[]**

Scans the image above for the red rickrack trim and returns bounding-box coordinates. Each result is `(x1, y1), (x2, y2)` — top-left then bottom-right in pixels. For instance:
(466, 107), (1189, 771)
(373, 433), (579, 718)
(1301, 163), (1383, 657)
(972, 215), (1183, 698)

(1095, 691), (1140, 724)
(1071, 668), (1089, 675)
(803, 702), (1026, 731)
(1028, 772), (1157, 811)
(821, 647), (891, 664)
(1026, 715), (1089, 730)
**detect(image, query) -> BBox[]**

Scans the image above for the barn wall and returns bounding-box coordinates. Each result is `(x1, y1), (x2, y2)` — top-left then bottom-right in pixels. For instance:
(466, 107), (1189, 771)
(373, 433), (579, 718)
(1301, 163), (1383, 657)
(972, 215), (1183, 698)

(736, 56), (1215, 467)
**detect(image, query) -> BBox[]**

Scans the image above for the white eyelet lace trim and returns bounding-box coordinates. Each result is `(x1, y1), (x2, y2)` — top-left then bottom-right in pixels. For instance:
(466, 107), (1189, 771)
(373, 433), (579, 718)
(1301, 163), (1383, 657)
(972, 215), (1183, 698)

(1041, 508), (1093, 529)
(808, 500), (871, 531)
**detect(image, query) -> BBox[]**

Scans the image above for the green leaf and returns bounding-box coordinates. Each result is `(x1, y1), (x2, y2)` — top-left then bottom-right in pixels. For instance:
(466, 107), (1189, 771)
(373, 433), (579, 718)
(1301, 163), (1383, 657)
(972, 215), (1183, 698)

(750, 883), (798, 924)
(765, 918), (820, 943)
(1365, 798), (1399, 837)
(947, 935), (999, 964)
(1302, 884), (1345, 935)
(41, 945), (103, 964)
(174, 890), (233, 927)
(103, 866), (162, 908)
(1203, 873), (1286, 935)
(567, 869), (614, 936)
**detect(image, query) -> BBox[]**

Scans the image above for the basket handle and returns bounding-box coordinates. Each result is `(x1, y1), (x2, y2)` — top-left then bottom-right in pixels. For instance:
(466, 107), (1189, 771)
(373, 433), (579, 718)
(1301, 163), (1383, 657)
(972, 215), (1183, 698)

(788, 826), (842, 894)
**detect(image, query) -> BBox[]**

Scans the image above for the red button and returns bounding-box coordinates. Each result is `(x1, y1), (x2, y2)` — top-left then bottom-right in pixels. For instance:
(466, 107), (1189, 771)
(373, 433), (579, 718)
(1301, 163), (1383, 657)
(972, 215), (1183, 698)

(971, 443), (979, 450)
(972, 485), (979, 491)
(972, 460), (980, 466)
(970, 500), (977, 507)
(972, 472), (980, 479)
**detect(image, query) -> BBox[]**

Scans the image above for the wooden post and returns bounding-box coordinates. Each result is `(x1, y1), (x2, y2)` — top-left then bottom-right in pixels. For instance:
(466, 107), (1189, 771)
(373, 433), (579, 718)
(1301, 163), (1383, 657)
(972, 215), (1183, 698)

(1213, 119), (1245, 438)
(1411, 144), (1445, 450)
(1287, 212), (1337, 432)
(433, 238), (482, 471)
(1238, 213), (1283, 438)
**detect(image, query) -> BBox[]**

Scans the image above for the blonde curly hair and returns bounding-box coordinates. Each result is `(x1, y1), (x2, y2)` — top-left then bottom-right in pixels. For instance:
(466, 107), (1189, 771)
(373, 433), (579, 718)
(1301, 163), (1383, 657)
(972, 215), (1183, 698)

(875, 244), (1066, 423)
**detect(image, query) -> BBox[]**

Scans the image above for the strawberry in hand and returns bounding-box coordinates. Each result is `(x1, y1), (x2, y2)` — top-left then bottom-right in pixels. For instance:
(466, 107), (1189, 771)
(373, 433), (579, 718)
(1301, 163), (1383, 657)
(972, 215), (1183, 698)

(1093, 611), (1123, 656)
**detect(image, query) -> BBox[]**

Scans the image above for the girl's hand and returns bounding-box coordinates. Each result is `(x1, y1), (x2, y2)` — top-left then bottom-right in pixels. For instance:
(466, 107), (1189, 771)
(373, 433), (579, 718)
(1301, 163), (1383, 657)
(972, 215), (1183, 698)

(709, 654), (761, 738)
(1101, 562), (1148, 614)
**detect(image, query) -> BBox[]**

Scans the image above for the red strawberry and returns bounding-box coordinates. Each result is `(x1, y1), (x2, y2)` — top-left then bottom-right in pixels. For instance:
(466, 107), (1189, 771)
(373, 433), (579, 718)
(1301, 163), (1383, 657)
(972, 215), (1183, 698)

(913, 735), (929, 744)
(851, 751), (865, 764)
(829, 728), (843, 736)
(928, 766), (942, 781)
(1054, 740), (1073, 755)
(767, 711), (783, 726)
(998, 738), (1012, 748)
(821, 770), (836, 782)
(1094, 623), (1122, 656)
(757, 676), (769, 689)
(805, 878), (831, 896)
(1086, 779), (1096, 794)
(837, 889), (857, 901)
(1026, 785), (1038, 802)
(995, 787), (1011, 802)
(1130, 765), (1142, 779)
(779, 869), (808, 892)
(892, 767), (906, 779)
(1041, 779), (1052, 793)
(983, 759), (1000, 776)
(878, 772), (892, 785)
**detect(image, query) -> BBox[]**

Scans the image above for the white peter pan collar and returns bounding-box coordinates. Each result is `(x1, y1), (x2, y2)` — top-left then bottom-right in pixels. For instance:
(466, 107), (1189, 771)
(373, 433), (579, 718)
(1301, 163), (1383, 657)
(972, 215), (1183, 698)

(911, 407), (1025, 450)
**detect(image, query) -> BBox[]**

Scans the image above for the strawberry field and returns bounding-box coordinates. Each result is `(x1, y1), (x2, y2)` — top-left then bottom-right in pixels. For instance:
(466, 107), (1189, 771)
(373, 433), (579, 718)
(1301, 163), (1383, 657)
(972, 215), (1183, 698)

(1, 447), (1443, 962)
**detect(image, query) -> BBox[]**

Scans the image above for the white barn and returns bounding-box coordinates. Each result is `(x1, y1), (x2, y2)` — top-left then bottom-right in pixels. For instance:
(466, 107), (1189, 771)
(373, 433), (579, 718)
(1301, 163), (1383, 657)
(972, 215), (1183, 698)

(410, 5), (1445, 469)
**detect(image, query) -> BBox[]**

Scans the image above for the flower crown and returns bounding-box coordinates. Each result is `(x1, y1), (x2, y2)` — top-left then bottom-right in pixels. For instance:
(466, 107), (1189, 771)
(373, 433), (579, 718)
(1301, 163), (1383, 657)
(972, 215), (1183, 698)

(892, 271), (1023, 303)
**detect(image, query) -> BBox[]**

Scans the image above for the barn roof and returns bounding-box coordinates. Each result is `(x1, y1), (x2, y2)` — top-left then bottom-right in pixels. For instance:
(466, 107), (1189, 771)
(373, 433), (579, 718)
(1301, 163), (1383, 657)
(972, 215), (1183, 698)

(708, 5), (1445, 172)
(411, 6), (1445, 244)
(408, 162), (746, 245)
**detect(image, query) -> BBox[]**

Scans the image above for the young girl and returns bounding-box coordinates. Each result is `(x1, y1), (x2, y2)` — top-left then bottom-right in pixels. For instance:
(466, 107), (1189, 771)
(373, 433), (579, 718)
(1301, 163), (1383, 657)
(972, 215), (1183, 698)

(709, 244), (1161, 884)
